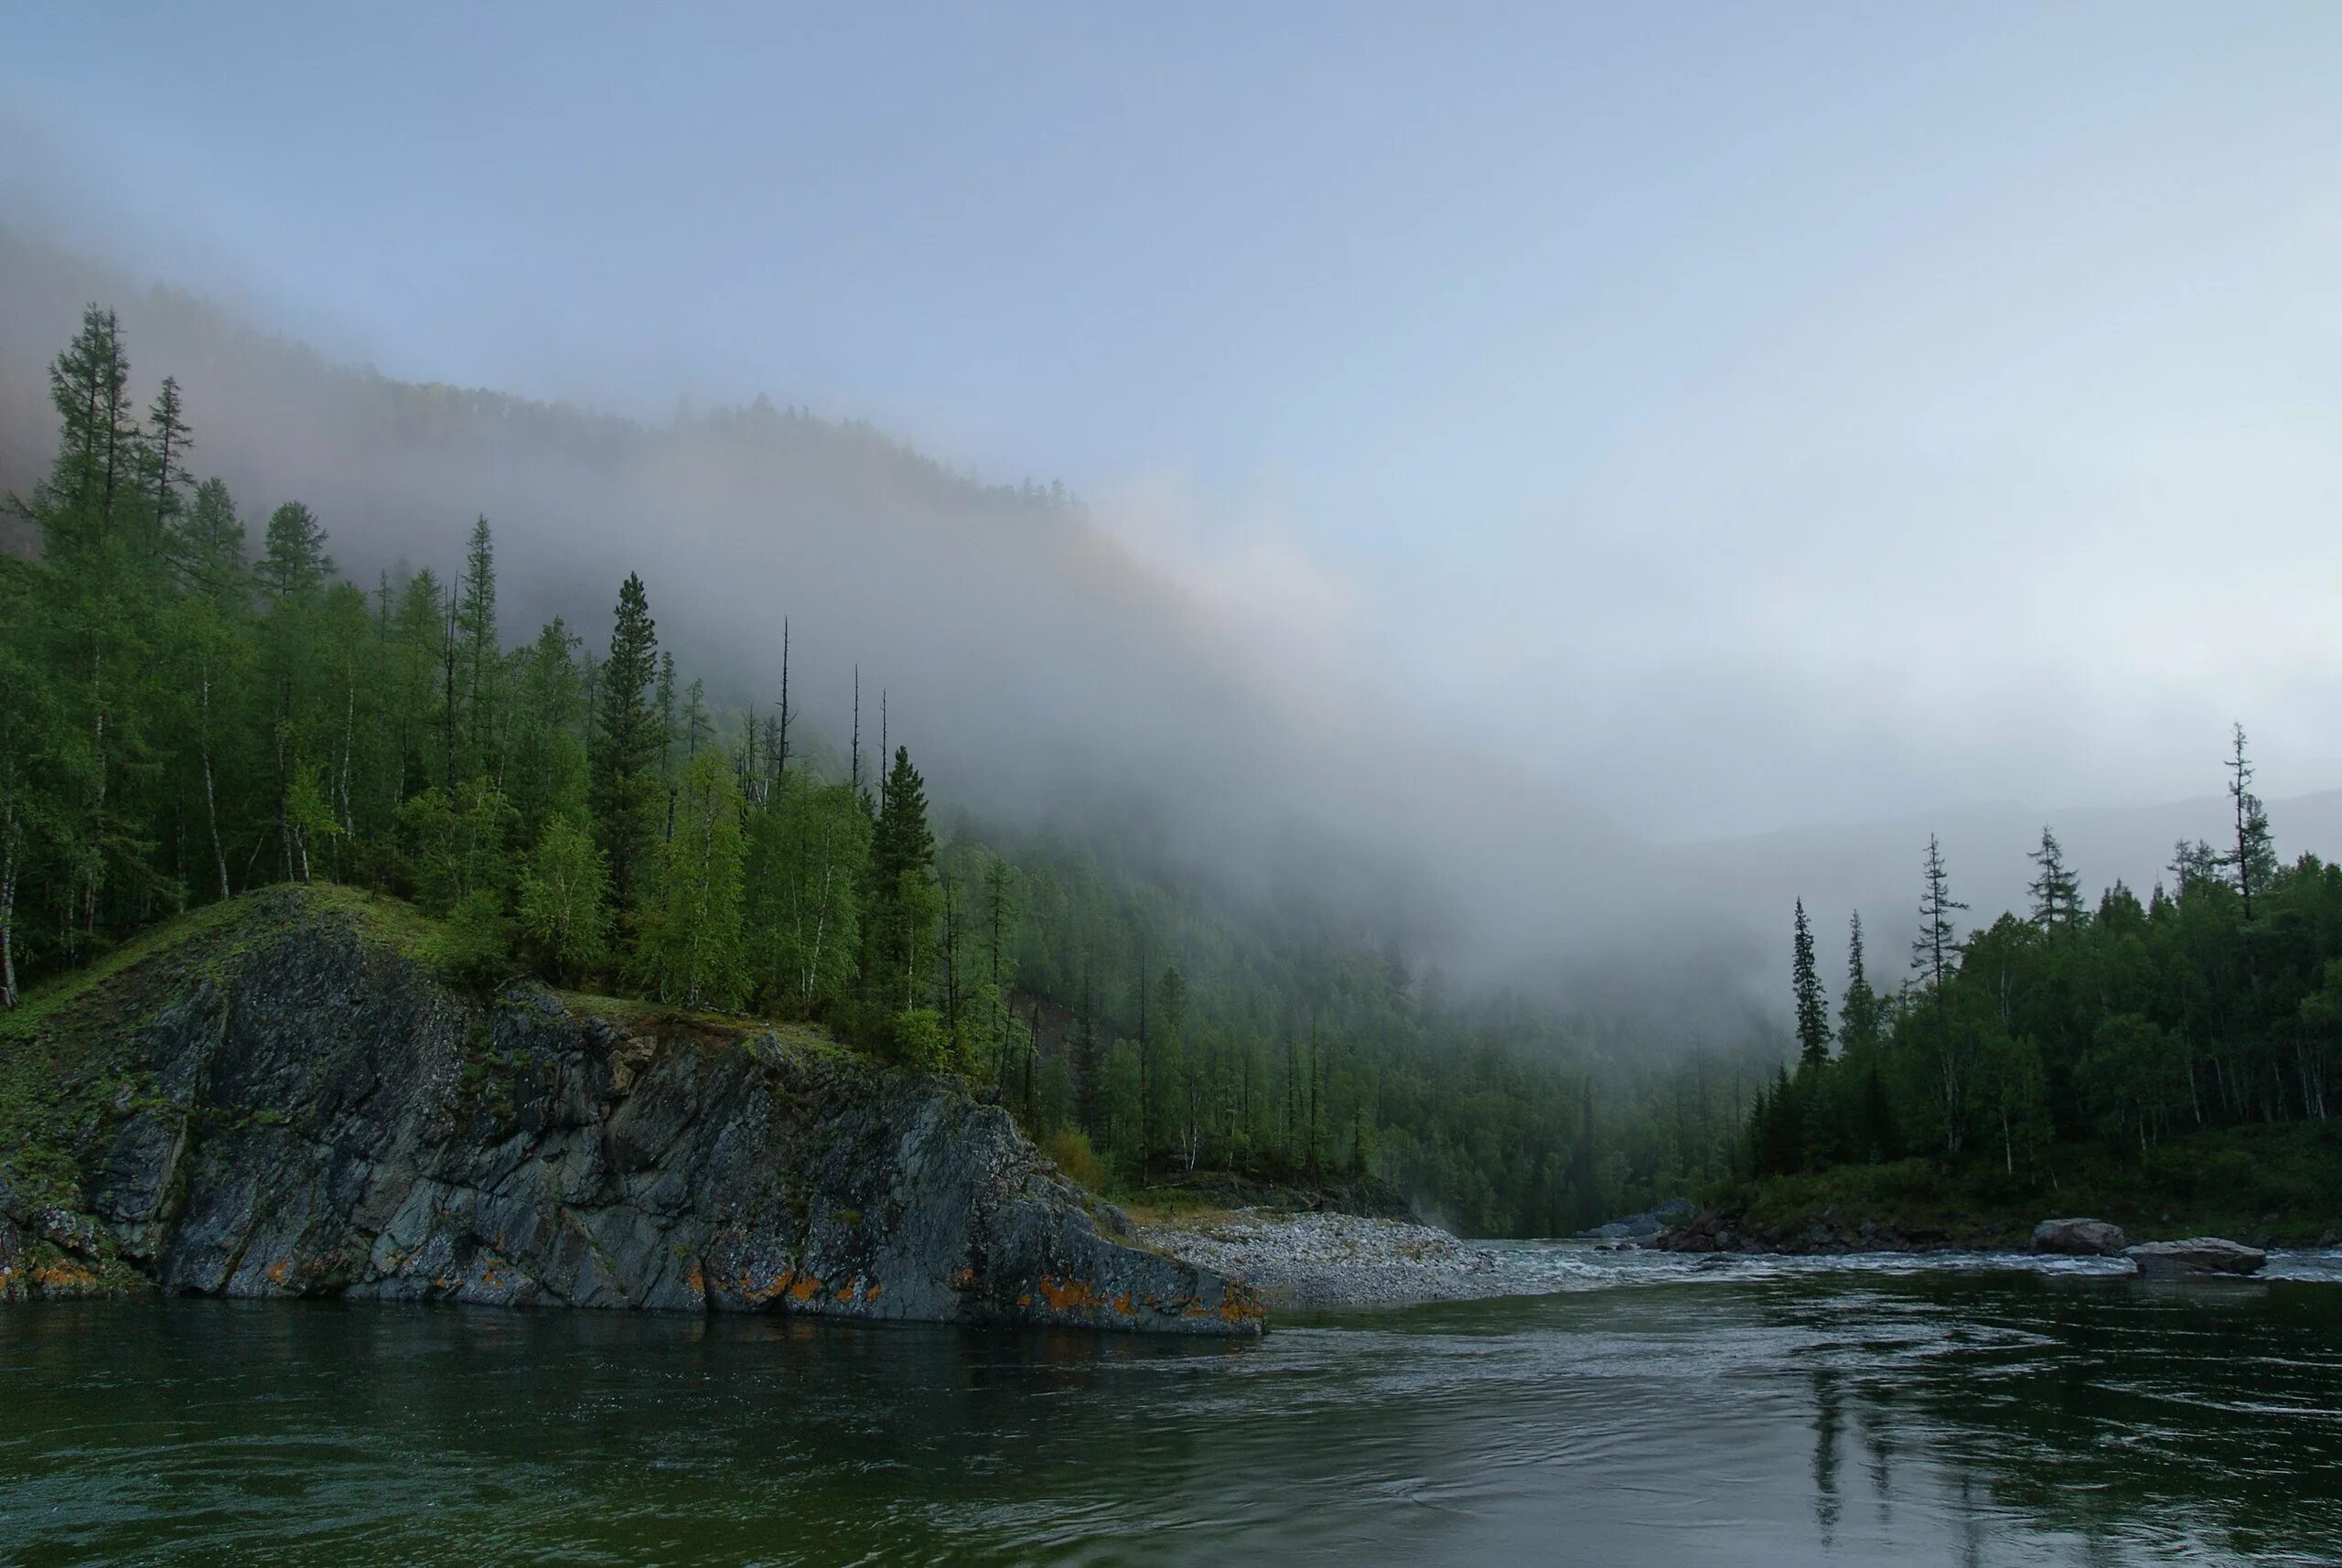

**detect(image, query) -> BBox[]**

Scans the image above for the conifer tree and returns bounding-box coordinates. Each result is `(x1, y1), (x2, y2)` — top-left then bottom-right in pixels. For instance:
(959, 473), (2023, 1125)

(509, 618), (588, 841)
(863, 746), (939, 1013)
(2026, 826), (2081, 931)
(1791, 897), (1830, 1068)
(256, 502), (332, 603)
(455, 516), (501, 784)
(1838, 911), (1881, 1055)
(169, 478), (249, 612)
(590, 573), (661, 917)
(138, 377), (193, 568)
(1911, 833), (1971, 1155)
(2222, 724), (2276, 918)
(654, 651), (678, 841)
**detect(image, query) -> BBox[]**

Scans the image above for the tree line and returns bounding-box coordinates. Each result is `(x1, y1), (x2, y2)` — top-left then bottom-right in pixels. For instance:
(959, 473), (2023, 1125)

(2, 306), (1773, 1234)
(1751, 729), (2340, 1181)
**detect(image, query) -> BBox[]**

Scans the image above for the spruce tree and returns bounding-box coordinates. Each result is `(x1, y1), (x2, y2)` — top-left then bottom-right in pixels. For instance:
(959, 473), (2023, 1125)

(590, 573), (661, 916)
(1911, 833), (1970, 1156)
(1791, 897), (1830, 1069)
(2026, 826), (2081, 931)
(863, 746), (939, 1013)
(455, 516), (500, 784)
(1838, 911), (1880, 1055)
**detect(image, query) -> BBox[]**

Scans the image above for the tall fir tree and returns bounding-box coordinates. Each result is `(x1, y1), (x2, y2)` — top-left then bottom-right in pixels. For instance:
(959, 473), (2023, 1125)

(1791, 897), (1830, 1069)
(590, 573), (661, 915)
(455, 516), (501, 786)
(1837, 910), (1881, 1055)
(1911, 832), (1971, 1155)
(863, 746), (939, 1013)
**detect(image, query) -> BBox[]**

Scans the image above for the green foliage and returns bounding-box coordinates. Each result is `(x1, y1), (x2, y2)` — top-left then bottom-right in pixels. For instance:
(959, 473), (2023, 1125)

(425, 889), (514, 986)
(396, 779), (516, 916)
(1748, 787), (2342, 1219)
(0, 306), (1803, 1239)
(1791, 898), (1829, 1068)
(633, 749), (747, 1009)
(745, 771), (869, 1015)
(1040, 1126), (1108, 1192)
(515, 814), (611, 983)
(862, 747), (938, 1012)
(886, 1007), (961, 1072)
(590, 572), (661, 914)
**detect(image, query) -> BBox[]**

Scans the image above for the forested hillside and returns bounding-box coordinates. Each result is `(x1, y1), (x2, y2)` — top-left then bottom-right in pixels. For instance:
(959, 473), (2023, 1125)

(1746, 777), (2341, 1206)
(1, 306), (1773, 1236)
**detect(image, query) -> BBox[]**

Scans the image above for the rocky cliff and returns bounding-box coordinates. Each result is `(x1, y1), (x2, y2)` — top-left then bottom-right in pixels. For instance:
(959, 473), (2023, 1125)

(0, 889), (1262, 1335)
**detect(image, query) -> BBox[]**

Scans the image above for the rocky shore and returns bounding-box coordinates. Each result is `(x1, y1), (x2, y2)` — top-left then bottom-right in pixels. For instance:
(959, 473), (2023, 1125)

(1652, 1208), (2272, 1277)
(0, 890), (1261, 1336)
(1135, 1208), (1542, 1308)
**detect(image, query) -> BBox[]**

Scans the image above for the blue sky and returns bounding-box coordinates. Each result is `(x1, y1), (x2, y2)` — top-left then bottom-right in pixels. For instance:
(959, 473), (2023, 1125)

(6, 2), (2341, 834)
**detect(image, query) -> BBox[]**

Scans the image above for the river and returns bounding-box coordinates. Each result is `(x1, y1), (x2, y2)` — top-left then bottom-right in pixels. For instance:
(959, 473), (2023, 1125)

(4, 1248), (2338, 1565)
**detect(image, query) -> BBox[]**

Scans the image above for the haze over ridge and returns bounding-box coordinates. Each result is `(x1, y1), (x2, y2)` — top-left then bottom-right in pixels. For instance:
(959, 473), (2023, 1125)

(5, 5), (2340, 845)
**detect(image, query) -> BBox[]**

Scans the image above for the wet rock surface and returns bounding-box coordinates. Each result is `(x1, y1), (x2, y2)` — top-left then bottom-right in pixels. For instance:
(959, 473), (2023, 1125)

(2126, 1238), (2267, 1278)
(2031, 1218), (2128, 1256)
(0, 893), (1261, 1336)
(1578, 1198), (1694, 1240)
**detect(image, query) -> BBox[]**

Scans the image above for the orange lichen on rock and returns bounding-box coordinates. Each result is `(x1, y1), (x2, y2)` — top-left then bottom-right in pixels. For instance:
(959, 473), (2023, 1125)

(736, 1267), (793, 1304)
(1036, 1276), (1106, 1313)
(788, 1275), (822, 1303)
(35, 1262), (96, 1289)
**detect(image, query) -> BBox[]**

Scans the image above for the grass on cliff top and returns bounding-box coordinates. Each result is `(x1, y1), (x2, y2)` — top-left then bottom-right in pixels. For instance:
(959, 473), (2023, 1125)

(1714, 1121), (2342, 1247)
(2, 880), (847, 1079)
(4, 881), (865, 1204)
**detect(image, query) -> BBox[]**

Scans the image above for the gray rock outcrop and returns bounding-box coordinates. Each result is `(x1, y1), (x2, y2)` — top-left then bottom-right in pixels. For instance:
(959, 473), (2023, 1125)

(2126, 1238), (2267, 1278)
(0, 891), (1262, 1335)
(2031, 1218), (2128, 1256)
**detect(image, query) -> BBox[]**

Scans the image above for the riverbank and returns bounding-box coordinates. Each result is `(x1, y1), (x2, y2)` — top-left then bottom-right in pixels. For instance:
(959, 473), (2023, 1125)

(0, 887), (1260, 1334)
(1131, 1208), (1523, 1308)
(1133, 1204), (2342, 1308)
(1661, 1124), (2342, 1257)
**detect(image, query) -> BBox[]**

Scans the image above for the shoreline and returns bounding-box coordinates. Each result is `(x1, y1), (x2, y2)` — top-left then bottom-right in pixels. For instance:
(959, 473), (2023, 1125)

(1135, 1208), (2342, 1310)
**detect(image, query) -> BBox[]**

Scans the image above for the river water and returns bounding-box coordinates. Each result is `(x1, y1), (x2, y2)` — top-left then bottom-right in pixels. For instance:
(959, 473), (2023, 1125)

(4, 1249), (2338, 1565)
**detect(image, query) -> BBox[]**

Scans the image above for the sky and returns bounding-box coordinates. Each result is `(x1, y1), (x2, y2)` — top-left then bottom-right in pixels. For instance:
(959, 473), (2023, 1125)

(5, 1), (2341, 838)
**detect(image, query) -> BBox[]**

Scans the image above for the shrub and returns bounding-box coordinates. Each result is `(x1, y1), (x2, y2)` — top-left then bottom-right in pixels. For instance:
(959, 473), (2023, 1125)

(427, 890), (514, 985)
(887, 1008), (954, 1072)
(1041, 1127), (1108, 1193)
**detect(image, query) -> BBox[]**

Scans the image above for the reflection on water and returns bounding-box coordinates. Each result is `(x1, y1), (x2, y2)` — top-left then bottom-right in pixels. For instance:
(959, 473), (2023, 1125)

(1, 1259), (2337, 1565)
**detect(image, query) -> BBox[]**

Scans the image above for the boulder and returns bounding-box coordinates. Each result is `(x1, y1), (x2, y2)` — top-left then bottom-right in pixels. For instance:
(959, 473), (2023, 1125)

(1576, 1197), (1694, 1241)
(2031, 1218), (2127, 1256)
(2126, 1238), (2267, 1278)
